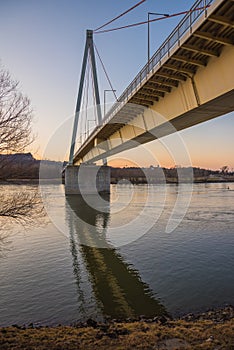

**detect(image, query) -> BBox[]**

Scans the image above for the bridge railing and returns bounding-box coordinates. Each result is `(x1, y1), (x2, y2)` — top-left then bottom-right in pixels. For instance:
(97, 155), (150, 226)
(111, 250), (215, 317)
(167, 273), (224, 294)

(102, 0), (213, 121)
(76, 0), (213, 157)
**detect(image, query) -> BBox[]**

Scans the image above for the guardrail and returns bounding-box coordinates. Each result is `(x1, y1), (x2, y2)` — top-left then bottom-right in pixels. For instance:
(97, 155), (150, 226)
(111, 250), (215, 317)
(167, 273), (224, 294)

(75, 0), (214, 158)
(104, 0), (213, 120)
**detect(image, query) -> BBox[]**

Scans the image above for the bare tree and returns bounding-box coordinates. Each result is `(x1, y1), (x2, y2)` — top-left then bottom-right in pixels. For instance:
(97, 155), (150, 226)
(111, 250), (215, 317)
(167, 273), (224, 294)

(0, 191), (43, 223)
(0, 67), (33, 153)
(0, 65), (44, 228)
(0, 65), (34, 179)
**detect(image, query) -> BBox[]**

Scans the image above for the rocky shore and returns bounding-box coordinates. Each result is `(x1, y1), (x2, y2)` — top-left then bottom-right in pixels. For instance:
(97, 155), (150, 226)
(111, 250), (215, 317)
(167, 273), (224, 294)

(0, 306), (233, 349)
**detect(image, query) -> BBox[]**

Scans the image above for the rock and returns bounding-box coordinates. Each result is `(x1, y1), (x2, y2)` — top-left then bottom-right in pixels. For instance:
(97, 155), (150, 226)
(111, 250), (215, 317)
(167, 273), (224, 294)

(86, 319), (98, 328)
(95, 332), (103, 339)
(158, 316), (167, 324)
(206, 335), (214, 342)
(98, 324), (109, 332)
(106, 332), (118, 339)
(180, 305), (234, 323)
(181, 313), (195, 322)
(154, 338), (191, 349)
(116, 328), (130, 335)
(12, 324), (21, 329)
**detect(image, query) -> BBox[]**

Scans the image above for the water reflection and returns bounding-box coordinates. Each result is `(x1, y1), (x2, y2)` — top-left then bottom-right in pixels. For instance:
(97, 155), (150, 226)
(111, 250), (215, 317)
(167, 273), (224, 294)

(66, 194), (167, 319)
(0, 232), (12, 257)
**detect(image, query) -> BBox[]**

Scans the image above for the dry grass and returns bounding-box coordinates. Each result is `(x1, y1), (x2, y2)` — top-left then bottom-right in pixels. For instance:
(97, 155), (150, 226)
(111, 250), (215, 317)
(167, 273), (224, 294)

(0, 319), (233, 350)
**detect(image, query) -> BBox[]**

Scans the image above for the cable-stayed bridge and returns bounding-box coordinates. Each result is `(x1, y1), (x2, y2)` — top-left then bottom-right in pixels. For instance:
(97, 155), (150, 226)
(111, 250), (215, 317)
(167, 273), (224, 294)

(65, 0), (234, 194)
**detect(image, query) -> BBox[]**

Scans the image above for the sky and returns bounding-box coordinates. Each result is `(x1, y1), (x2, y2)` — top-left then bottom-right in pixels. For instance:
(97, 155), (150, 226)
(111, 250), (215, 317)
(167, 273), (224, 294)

(0, 0), (233, 170)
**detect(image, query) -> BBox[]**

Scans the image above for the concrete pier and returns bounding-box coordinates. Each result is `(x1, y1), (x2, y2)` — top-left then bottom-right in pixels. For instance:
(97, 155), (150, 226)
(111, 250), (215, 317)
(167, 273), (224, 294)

(65, 165), (110, 195)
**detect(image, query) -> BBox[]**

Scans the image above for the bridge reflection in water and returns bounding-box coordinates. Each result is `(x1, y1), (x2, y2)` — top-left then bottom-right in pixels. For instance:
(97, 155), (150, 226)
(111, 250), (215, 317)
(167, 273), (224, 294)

(65, 194), (167, 320)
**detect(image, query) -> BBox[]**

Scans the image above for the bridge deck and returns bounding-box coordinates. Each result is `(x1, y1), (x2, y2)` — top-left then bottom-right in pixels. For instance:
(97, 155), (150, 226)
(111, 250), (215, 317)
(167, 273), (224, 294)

(74, 0), (234, 164)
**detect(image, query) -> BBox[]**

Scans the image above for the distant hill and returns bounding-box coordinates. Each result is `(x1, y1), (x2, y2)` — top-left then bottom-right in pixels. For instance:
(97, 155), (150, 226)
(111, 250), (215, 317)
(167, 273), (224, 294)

(0, 153), (65, 181)
(0, 152), (35, 163)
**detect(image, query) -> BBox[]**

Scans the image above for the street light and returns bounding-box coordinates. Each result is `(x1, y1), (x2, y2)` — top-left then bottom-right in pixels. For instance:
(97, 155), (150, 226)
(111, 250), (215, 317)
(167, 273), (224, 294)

(104, 89), (116, 117)
(148, 12), (169, 63)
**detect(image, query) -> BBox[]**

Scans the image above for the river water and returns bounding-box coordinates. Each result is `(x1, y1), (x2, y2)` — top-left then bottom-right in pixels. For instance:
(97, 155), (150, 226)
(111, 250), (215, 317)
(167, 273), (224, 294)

(0, 183), (233, 326)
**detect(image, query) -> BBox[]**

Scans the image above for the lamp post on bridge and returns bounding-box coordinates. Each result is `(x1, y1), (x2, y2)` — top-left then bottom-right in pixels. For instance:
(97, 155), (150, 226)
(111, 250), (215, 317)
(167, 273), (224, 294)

(104, 89), (116, 117)
(147, 12), (169, 63)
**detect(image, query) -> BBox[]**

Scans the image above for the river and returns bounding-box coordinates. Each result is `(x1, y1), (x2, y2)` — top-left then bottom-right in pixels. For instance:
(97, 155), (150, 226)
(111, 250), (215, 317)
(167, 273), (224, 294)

(0, 182), (233, 326)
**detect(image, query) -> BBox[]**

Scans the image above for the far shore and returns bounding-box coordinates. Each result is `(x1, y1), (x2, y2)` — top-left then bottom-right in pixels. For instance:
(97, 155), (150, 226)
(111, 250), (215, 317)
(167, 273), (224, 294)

(0, 178), (234, 185)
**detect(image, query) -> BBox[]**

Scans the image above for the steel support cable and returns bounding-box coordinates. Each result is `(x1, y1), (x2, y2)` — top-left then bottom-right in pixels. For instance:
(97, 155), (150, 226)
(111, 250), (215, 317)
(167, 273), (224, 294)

(94, 5), (210, 34)
(94, 0), (146, 32)
(94, 43), (118, 101)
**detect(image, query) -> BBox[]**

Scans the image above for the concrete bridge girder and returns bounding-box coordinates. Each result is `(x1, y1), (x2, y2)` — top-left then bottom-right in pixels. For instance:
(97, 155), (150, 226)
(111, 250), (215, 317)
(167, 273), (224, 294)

(82, 109), (173, 163)
(78, 44), (234, 165)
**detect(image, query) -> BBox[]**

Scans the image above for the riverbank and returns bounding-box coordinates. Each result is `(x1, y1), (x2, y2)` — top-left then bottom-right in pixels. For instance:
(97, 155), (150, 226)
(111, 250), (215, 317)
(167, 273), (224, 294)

(1, 178), (234, 185)
(1, 306), (233, 349)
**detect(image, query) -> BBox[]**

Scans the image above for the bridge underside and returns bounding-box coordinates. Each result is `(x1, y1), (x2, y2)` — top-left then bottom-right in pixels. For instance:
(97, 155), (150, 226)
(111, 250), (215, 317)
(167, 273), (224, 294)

(74, 0), (234, 165)
(76, 89), (233, 163)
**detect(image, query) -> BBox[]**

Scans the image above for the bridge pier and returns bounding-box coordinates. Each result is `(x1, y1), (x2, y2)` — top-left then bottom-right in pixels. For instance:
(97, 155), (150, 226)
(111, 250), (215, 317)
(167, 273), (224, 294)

(65, 165), (110, 195)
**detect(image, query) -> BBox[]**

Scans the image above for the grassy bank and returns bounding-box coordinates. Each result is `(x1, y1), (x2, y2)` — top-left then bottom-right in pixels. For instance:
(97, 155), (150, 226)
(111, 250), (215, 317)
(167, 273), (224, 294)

(1, 308), (233, 350)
